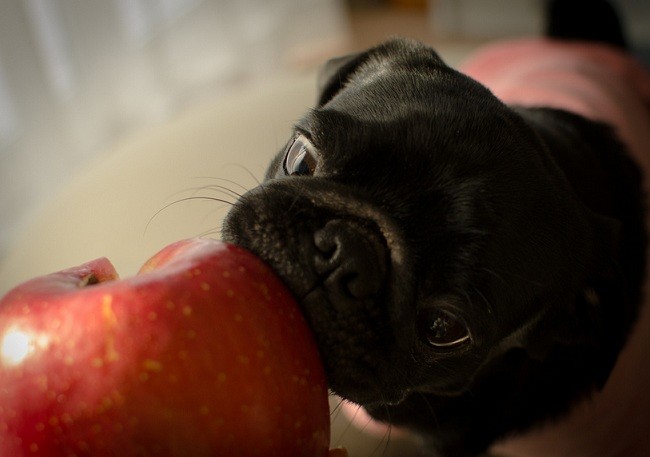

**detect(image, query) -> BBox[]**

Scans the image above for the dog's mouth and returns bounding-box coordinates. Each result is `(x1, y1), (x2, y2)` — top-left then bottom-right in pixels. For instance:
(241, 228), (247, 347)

(296, 218), (395, 402)
(222, 182), (413, 405)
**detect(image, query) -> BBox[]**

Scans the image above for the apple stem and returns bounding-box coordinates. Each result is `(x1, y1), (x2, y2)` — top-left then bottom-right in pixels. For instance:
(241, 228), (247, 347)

(77, 273), (100, 288)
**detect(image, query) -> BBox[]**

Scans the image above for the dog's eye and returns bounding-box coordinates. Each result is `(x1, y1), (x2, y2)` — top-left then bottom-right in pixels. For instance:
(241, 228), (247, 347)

(283, 135), (317, 176)
(418, 308), (471, 349)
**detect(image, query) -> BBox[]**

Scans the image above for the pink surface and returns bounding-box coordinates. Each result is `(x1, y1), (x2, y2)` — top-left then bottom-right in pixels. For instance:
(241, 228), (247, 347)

(461, 38), (650, 177)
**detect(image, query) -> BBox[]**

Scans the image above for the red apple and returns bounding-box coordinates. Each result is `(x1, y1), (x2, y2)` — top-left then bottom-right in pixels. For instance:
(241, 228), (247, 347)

(0, 238), (330, 456)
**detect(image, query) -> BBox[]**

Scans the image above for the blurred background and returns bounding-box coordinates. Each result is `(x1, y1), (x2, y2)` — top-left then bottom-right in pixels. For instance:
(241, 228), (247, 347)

(0, 0), (648, 262)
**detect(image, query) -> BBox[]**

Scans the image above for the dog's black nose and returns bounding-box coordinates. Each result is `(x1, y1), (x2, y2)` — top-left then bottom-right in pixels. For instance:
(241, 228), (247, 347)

(313, 219), (388, 311)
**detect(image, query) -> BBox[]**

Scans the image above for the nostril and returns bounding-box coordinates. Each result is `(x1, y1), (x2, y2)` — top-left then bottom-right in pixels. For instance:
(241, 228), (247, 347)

(345, 272), (374, 299)
(324, 269), (359, 299)
(314, 228), (340, 273)
(313, 219), (388, 303)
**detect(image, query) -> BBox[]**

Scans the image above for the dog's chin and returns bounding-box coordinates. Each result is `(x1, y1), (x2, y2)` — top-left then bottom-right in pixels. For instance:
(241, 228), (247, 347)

(338, 374), (476, 409)
(270, 220), (404, 407)
(340, 387), (411, 408)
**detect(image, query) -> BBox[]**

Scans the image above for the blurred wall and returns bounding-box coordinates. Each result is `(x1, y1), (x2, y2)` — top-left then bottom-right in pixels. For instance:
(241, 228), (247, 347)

(430, 0), (650, 58)
(0, 0), (348, 260)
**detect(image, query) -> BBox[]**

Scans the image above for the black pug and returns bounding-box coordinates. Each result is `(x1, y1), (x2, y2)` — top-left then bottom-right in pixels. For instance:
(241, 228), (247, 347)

(223, 1), (650, 456)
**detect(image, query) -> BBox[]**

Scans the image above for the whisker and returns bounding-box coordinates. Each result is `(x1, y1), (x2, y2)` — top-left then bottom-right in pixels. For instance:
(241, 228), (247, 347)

(389, 362), (442, 436)
(374, 407), (393, 457)
(169, 183), (243, 201)
(192, 176), (252, 194)
(481, 265), (544, 288)
(365, 415), (392, 457)
(194, 184), (244, 200)
(144, 196), (234, 238)
(285, 190), (304, 215)
(223, 163), (263, 186)
(477, 266), (507, 286)
(332, 401), (361, 449)
(198, 197), (237, 229)
(417, 391), (440, 431)
(469, 285), (494, 316)
(196, 224), (226, 240)
(160, 183), (241, 204)
(330, 395), (345, 418)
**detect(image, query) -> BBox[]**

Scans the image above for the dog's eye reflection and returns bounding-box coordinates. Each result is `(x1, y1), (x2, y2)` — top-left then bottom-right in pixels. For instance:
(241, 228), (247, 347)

(418, 308), (471, 349)
(283, 135), (317, 176)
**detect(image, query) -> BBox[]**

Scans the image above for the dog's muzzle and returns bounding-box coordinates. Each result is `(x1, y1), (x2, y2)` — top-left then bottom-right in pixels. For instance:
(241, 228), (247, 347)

(222, 181), (412, 404)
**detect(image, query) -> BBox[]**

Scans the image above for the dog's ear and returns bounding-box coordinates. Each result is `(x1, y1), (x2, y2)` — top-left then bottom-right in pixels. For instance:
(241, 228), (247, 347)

(578, 212), (640, 388)
(316, 51), (366, 106)
(507, 107), (645, 387)
(316, 39), (446, 106)
(524, 213), (630, 388)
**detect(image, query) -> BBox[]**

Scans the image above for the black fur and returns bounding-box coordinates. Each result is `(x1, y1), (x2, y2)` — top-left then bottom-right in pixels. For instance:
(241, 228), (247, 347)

(222, 3), (646, 456)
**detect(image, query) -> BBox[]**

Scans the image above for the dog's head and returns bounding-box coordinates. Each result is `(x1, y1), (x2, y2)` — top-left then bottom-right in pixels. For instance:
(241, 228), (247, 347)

(222, 39), (628, 411)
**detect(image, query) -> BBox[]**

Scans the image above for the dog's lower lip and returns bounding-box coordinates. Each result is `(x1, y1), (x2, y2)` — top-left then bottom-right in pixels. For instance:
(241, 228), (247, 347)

(334, 388), (399, 408)
(299, 280), (323, 302)
(362, 389), (409, 407)
(379, 392), (409, 406)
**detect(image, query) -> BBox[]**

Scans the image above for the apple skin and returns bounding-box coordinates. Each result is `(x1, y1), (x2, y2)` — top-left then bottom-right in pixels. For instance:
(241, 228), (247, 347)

(0, 238), (330, 456)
